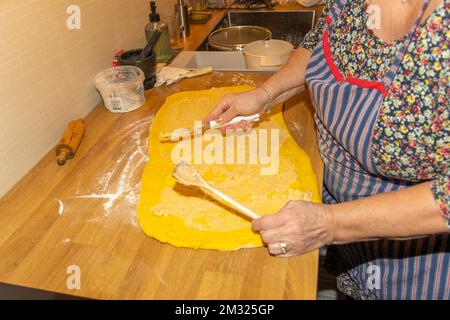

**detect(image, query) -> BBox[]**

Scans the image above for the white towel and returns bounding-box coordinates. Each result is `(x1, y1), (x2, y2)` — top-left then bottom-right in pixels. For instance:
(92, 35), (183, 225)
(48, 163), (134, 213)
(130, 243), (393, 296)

(155, 66), (190, 87)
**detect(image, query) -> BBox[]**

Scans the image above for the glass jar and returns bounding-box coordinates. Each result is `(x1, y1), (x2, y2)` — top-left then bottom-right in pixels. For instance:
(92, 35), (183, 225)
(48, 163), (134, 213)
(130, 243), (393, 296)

(189, 0), (208, 11)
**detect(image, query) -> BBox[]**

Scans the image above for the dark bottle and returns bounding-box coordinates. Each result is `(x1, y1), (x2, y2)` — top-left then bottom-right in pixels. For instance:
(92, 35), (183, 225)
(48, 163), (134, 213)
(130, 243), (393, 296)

(145, 1), (172, 63)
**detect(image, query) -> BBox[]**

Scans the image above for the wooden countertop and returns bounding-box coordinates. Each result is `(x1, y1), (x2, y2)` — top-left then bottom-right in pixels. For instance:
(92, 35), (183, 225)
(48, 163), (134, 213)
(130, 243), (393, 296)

(0, 71), (322, 300)
(181, 4), (324, 51)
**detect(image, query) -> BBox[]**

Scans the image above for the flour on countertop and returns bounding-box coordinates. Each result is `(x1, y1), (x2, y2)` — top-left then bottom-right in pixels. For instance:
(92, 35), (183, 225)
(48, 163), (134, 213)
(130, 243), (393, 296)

(54, 115), (154, 230)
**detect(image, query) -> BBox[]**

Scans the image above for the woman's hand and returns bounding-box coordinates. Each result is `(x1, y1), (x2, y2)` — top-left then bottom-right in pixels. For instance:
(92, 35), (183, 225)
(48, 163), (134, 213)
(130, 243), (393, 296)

(203, 87), (272, 131)
(202, 48), (312, 131)
(252, 201), (335, 258)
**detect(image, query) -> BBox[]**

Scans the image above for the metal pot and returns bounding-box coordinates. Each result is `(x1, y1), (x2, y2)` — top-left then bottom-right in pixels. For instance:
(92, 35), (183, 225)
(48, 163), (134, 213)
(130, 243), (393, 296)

(208, 26), (272, 51)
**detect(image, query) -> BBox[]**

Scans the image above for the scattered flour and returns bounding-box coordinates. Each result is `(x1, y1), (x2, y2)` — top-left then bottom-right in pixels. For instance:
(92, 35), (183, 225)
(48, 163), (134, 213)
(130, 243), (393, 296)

(54, 115), (154, 230)
(231, 73), (256, 86)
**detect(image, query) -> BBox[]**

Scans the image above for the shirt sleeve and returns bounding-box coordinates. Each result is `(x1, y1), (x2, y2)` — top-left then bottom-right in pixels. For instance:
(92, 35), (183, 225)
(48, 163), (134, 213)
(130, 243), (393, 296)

(430, 174), (450, 229)
(298, 0), (335, 51)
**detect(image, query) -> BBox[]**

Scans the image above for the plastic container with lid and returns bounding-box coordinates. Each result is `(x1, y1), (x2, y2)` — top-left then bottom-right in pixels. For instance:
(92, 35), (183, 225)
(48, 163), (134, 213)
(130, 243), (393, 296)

(94, 66), (146, 114)
(243, 40), (294, 70)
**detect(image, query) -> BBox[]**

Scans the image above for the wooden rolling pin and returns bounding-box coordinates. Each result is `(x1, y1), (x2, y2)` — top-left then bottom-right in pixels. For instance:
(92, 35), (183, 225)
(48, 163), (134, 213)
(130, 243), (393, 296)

(55, 119), (86, 166)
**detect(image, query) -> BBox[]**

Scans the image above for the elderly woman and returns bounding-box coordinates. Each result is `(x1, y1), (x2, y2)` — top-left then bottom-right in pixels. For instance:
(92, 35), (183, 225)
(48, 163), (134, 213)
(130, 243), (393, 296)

(204, 0), (449, 300)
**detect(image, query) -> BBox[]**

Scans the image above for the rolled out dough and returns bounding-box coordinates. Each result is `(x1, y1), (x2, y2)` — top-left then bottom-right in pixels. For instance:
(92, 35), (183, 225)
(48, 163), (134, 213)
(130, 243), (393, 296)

(137, 86), (320, 251)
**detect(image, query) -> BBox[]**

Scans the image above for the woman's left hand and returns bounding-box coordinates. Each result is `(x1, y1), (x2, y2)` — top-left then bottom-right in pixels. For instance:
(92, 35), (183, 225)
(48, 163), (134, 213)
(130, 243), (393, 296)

(252, 201), (335, 258)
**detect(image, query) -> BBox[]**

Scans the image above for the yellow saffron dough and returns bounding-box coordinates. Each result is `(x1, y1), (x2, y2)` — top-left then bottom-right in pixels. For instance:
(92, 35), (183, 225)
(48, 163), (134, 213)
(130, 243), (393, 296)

(137, 86), (320, 251)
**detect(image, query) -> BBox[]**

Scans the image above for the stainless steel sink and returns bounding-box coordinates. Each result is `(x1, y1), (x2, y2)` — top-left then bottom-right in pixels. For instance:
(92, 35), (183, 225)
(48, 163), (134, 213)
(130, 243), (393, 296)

(227, 10), (316, 47)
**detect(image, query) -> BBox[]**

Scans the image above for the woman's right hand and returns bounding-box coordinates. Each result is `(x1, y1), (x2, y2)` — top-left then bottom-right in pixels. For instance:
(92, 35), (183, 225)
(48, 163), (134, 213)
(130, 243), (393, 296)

(203, 87), (272, 131)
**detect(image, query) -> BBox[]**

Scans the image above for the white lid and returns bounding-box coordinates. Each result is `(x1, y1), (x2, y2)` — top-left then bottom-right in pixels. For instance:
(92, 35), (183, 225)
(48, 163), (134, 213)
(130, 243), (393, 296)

(244, 40), (294, 57)
(95, 66), (145, 89)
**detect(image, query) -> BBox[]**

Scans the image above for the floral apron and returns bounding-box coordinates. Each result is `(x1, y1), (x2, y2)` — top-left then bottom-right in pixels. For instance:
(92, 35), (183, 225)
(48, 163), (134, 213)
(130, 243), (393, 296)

(306, 0), (449, 299)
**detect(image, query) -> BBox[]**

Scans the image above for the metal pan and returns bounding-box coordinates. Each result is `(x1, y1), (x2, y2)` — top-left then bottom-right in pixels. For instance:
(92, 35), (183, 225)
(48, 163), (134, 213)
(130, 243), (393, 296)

(208, 26), (272, 51)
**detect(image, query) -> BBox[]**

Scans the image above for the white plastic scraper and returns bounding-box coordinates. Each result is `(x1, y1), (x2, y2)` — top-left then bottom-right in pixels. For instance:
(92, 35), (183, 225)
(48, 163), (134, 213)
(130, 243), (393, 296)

(160, 113), (261, 142)
(209, 113), (260, 129)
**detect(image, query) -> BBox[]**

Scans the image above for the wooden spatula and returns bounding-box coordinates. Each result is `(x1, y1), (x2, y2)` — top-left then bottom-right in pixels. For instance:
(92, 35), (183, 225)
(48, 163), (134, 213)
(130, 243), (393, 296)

(172, 161), (261, 220)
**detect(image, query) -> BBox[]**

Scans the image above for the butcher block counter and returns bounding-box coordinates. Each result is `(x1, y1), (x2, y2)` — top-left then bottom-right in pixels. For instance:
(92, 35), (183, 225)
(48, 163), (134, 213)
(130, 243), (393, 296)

(0, 73), (322, 299)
